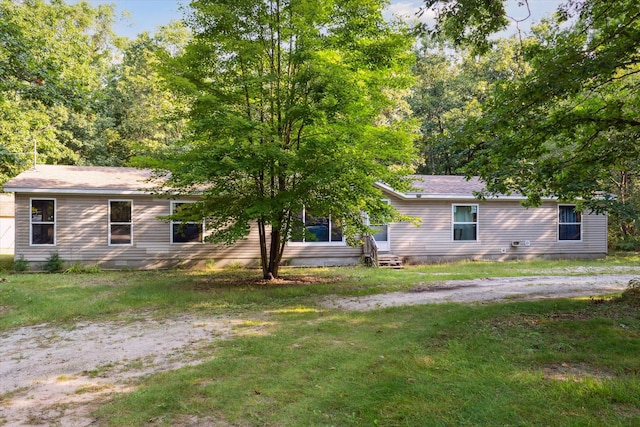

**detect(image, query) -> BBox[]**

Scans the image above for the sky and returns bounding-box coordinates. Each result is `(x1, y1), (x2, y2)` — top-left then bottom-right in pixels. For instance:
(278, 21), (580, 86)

(80, 0), (562, 39)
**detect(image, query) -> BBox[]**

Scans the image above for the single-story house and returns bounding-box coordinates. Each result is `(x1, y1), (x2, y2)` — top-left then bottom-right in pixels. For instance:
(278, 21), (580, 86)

(2, 165), (607, 270)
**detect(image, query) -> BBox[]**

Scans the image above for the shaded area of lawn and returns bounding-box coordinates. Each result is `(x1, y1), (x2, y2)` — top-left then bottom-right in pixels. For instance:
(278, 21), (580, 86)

(0, 269), (355, 329)
(1, 254), (639, 330)
(95, 298), (640, 426)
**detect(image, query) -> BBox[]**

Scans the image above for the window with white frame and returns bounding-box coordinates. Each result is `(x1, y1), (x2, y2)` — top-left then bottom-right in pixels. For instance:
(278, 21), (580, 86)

(290, 208), (343, 244)
(452, 204), (478, 241)
(109, 200), (132, 245)
(559, 205), (582, 241)
(365, 199), (390, 248)
(171, 201), (203, 243)
(30, 199), (56, 245)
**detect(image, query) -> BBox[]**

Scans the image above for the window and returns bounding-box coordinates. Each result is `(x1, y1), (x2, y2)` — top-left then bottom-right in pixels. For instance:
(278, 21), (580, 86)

(559, 205), (582, 241)
(171, 202), (203, 243)
(365, 199), (390, 251)
(453, 204), (478, 241)
(290, 208), (343, 244)
(109, 200), (132, 245)
(31, 199), (55, 245)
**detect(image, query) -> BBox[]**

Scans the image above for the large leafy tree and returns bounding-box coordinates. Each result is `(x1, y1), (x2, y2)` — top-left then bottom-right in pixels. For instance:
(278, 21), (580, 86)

(86, 23), (190, 166)
(162, 0), (416, 279)
(0, 1), (187, 182)
(0, 0), (113, 105)
(410, 37), (527, 174)
(421, 0), (640, 243)
(0, 0), (116, 184)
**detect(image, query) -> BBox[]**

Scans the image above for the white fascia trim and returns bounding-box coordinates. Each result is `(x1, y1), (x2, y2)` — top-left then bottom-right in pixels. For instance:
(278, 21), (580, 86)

(374, 181), (554, 201)
(409, 194), (529, 200)
(375, 181), (407, 198)
(3, 187), (151, 195)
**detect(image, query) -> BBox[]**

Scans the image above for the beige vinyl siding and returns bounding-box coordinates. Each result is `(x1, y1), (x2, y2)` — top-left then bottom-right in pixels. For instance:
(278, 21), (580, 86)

(388, 197), (607, 262)
(14, 194), (266, 269)
(284, 241), (361, 266)
(13, 192), (608, 269)
(14, 193), (361, 269)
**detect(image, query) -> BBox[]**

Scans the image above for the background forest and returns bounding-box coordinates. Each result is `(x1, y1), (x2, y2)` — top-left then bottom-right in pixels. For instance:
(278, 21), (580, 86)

(1, 0), (638, 250)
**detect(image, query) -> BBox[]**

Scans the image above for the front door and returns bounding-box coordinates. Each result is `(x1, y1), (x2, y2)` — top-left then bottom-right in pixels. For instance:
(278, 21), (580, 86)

(371, 224), (389, 252)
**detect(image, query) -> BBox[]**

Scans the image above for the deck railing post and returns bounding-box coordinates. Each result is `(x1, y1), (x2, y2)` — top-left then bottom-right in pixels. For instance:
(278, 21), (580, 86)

(363, 234), (378, 267)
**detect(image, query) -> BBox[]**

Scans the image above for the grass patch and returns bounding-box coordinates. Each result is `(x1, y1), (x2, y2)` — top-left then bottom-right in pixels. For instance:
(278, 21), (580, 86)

(1, 256), (639, 330)
(95, 298), (640, 426)
(0, 268), (360, 329)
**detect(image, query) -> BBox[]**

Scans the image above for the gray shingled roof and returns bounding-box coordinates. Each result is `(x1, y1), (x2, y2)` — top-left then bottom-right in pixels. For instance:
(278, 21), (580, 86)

(3, 165), (489, 198)
(2, 165), (160, 194)
(408, 175), (484, 195)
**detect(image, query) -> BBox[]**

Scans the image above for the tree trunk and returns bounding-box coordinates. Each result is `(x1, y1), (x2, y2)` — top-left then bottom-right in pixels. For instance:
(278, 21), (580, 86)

(257, 219), (286, 280)
(257, 219), (270, 280)
(266, 225), (283, 280)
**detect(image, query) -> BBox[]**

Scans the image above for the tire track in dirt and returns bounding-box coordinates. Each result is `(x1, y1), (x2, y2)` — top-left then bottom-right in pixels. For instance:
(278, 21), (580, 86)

(322, 274), (637, 310)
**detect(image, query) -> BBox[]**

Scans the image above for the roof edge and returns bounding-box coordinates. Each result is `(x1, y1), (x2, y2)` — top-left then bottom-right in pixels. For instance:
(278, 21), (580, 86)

(5, 178), (555, 201)
(2, 187), (151, 195)
(374, 181), (555, 201)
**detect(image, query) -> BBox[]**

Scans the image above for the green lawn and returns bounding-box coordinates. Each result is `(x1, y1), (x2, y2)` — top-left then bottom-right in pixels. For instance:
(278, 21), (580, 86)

(1, 255), (639, 425)
(97, 299), (640, 426)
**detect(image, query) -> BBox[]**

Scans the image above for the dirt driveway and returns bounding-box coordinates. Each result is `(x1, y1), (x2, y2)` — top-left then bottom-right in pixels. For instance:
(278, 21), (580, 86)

(0, 315), (260, 426)
(1, 273), (637, 426)
(322, 274), (639, 310)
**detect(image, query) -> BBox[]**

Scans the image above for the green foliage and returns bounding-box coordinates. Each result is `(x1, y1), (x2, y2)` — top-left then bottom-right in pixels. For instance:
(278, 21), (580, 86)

(0, 255), (12, 271)
(64, 263), (102, 274)
(44, 252), (64, 273)
(0, 0), (114, 105)
(410, 37), (527, 174)
(0, 0), (118, 184)
(87, 24), (190, 166)
(607, 169), (640, 250)
(12, 255), (29, 272)
(422, 0), (640, 215)
(610, 231), (640, 252)
(0, 1), (188, 184)
(161, 0), (418, 278)
(417, 0), (640, 250)
(419, 0), (510, 54)
(620, 278), (640, 305)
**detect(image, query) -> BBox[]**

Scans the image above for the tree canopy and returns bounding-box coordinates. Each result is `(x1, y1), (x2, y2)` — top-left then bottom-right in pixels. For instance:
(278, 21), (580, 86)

(3, 0), (638, 254)
(159, 0), (417, 279)
(409, 36), (527, 175)
(0, 0), (115, 182)
(420, 0), (640, 211)
(0, 0), (189, 184)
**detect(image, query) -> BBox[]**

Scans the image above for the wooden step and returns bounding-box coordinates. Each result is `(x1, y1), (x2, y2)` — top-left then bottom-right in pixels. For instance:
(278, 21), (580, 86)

(377, 254), (404, 269)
